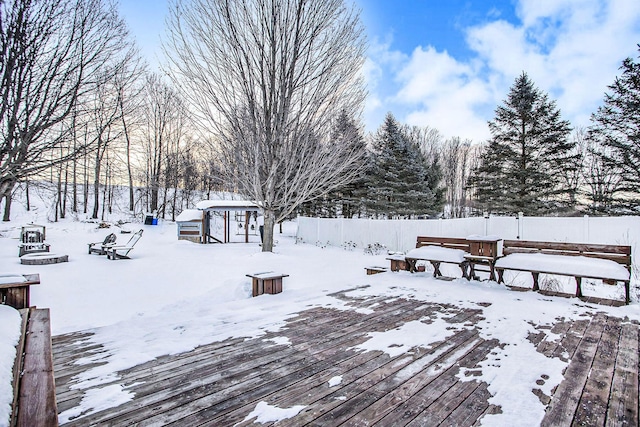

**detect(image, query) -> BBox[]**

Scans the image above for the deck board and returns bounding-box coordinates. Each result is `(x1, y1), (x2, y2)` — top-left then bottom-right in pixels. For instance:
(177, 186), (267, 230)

(53, 292), (639, 426)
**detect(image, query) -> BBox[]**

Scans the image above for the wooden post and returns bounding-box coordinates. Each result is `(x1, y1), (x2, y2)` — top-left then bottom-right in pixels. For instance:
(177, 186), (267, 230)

(223, 211), (227, 243)
(245, 210), (249, 243)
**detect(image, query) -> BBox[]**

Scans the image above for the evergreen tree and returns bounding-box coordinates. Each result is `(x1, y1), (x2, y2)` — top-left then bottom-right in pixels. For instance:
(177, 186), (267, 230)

(366, 113), (440, 218)
(590, 45), (640, 209)
(469, 72), (577, 215)
(298, 111), (367, 217)
(328, 111), (368, 218)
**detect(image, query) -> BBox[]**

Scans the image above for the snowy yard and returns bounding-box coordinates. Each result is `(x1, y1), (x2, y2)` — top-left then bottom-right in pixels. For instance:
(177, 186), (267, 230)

(1, 215), (640, 426)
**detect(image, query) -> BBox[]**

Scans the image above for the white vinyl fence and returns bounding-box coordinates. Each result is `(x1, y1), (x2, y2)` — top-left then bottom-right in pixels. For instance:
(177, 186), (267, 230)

(296, 215), (640, 267)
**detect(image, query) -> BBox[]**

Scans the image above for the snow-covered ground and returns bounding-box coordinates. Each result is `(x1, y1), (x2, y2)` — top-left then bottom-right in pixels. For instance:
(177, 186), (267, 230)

(1, 206), (639, 426)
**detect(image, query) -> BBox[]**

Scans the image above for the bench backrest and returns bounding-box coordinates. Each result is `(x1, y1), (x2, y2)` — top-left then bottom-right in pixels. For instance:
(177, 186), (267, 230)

(126, 229), (143, 247)
(416, 236), (471, 252)
(502, 239), (632, 268)
(103, 233), (117, 245)
(21, 230), (44, 243)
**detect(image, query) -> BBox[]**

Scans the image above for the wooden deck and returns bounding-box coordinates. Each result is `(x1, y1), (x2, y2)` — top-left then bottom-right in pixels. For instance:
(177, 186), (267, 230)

(53, 291), (639, 426)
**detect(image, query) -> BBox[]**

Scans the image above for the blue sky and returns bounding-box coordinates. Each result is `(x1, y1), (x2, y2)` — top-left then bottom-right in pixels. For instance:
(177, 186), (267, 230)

(119, 0), (640, 142)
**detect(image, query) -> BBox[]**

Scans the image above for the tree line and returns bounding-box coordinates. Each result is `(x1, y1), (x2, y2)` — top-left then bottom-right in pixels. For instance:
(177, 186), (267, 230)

(305, 47), (640, 219)
(1, 0), (639, 253)
(0, 0), (227, 223)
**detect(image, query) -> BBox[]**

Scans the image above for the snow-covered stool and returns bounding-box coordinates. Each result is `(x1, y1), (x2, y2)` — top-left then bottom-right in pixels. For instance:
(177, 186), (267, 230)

(495, 240), (632, 304)
(386, 255), (408, 272)
(20, 253), (69, 265)
(246, 272), (289, 297)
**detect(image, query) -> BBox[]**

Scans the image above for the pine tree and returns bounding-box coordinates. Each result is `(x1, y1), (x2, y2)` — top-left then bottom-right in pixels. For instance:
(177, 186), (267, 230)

(299, 111), (367, 218)
(590, 45), (640, 209)
(469, 72), (577, 215)
(329, 111), (368, 218)
(366, 113), (440, 218)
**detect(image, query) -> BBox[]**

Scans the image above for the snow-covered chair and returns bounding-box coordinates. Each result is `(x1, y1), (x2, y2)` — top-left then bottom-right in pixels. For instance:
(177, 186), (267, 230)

(18, 225), (50, 257)
(106, 230), (143, 260)
(88, 233), (117, 255)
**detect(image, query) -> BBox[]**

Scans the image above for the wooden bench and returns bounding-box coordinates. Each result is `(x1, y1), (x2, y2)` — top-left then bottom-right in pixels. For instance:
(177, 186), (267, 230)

(11, 307), (58, 426)
(0, 273), (40, 309)
(401, 236), (471, 279)
(246, 272), (289, 297)
(495, 240), (632, 304)
(364, 266), (387, 275)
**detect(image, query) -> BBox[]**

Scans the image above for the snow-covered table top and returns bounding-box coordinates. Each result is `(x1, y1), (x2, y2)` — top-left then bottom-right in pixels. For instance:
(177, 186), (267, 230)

(495, 253), (630, 281)
(246, 272), (290, 280)
(0, 274), (27, 285)
(405, 246), (469, 264)
(466, 234), (502, 242)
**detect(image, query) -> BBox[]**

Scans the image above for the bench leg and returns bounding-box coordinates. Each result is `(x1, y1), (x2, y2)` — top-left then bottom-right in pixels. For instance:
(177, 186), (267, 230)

(496, 268), (504, 284)
(460, 261), (471, 280)
(625, 281), (630, 305)
(488, 261), (496, 282)
(430, 261), (442, 277)
(532, 272), (540, 291)
(575, 277), (583, 298)
(406, 258), (417, 273)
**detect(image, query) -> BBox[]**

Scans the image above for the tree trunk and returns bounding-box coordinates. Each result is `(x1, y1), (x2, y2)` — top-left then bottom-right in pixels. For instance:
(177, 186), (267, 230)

(262, 209), (276, 252)
(3, 193), (11, 221)
(83, 146), (89, 214)
(25, 180), (30, 211)
(55, 164), (62, 222)
(92, 152), (102, 220)
(72, 139), (78, 213)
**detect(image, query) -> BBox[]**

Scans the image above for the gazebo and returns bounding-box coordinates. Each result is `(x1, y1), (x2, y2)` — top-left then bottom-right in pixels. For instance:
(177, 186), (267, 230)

(196, 200), (262, 243)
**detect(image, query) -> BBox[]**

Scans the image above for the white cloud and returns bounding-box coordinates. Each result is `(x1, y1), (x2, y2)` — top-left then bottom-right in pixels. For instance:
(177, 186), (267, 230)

(396, 46), (494, 141)
(364, 0), (640, 142)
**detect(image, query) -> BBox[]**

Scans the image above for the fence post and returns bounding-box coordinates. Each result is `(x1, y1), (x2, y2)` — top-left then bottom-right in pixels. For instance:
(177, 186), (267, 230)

(483, 211), (489, 236)
(583, 215), (589, 243)
(517, 212), (523, 239)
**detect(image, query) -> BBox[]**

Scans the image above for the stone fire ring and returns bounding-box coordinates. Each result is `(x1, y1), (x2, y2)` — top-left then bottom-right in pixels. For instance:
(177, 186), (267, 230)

(20, 253), (69, 265)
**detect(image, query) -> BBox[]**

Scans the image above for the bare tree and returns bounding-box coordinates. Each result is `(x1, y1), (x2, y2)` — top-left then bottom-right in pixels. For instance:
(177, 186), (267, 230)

(165, 0), (367, 251)
(89, 69), (125, 219)
(140, 73), (186, 215)
(580, 131), (625, 214)
(441, 137), (475, 218)
(114, 50), (146, 212)
(0, 0), (130, 217)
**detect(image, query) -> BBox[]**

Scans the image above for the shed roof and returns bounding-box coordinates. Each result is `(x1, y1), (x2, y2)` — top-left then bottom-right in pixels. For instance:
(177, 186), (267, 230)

(175, 209), (203, 222)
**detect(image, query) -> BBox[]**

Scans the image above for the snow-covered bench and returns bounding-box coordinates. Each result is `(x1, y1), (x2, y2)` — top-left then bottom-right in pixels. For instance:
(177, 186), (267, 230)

(495, 240), (632, 304)
(403, 236), (471, 279)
